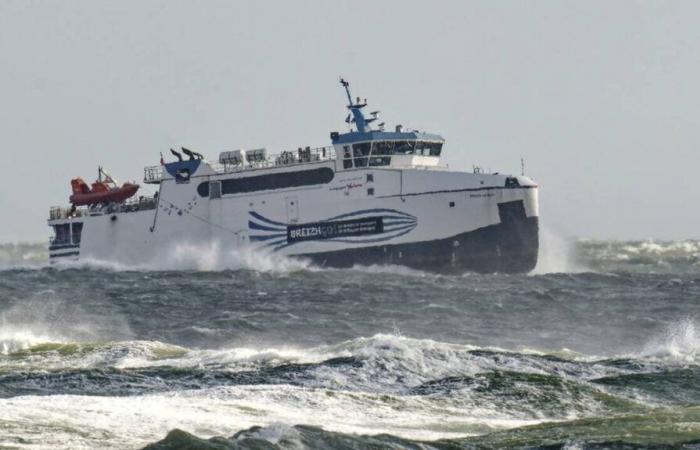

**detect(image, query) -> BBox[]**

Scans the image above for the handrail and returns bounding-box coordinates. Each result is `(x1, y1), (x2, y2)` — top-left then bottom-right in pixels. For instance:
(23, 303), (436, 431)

(49, 196), (158, 221)
(143, 146), (337, 183)
(144, 165), (163, 184)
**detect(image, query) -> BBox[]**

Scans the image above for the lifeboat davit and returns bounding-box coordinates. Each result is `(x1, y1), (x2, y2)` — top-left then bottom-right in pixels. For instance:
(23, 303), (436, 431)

(69, 169), (139, 206)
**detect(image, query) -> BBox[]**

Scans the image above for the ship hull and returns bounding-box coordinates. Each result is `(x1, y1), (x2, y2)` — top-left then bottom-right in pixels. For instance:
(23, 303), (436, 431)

(48, 161), (540, 274)
(297, 215), (539, 274)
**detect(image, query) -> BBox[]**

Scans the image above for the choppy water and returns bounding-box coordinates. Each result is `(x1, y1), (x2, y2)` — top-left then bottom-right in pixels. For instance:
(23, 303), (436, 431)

(0, 238), (699, 449)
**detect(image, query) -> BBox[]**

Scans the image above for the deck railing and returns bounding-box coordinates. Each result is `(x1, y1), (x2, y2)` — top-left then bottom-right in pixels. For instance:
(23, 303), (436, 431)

(49, 196), (157, 221)
(49, 206), (86, 220)
(143, 146), (336, 183)
(144, 165), (164, 184)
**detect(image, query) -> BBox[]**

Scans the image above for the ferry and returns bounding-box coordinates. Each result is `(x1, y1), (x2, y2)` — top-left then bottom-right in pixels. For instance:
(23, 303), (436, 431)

(48, 79), (539, 273)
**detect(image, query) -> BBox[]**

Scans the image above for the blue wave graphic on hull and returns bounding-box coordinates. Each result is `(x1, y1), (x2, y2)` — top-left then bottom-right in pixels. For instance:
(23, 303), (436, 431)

(248, 209), (417, 251)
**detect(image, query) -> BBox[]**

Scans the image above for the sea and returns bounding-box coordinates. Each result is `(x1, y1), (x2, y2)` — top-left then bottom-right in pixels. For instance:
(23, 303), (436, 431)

(0, 235), (699, 449)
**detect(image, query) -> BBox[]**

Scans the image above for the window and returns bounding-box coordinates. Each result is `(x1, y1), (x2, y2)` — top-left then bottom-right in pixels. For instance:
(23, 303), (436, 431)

(449, 201), (455, 207)
(410, 141), (443, 156)
(367, 188), (374, 196)
(71, 222), (83, 244)
(210, 181), (222, 199)
(373, 141), (394, 155)
(352, 142), (371, 167)
(353, 142), (371, 156)
(366, 174), (374, 183)
(429, 142), (443, 156)
(198, 168), (335, 197)
(343, 159), (353, 169)
(51, 224), (70, 247)
(505, 177), (520, 188)
(343, 145), (352, 159)
(394, 141), (416, 155)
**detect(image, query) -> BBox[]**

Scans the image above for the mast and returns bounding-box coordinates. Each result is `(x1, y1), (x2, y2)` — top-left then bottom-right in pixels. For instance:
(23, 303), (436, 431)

(339, 78), (368, 133)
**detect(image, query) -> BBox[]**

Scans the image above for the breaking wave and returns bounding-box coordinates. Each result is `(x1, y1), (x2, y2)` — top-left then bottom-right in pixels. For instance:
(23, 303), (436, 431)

(144, 414), (700, 450)
(578, 239), (700, 273)
(638, 317), (700, 363)
(532, 227), (590, 274)
(2, 331), (699, 448)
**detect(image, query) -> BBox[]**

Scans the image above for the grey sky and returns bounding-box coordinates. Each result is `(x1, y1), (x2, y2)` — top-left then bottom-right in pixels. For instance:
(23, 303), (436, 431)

(1, 0), (698, 242)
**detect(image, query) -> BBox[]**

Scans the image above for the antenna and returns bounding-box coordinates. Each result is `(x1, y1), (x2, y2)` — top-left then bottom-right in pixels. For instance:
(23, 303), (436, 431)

(339, 77), (353, 106)
(521, 158), (525, 176)
(338, 77), (368, 133)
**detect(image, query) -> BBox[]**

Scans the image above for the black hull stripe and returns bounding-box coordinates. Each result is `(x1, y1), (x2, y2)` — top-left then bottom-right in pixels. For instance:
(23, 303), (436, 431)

(293, 216), (539, 274)
(50, 251), (80, 258)
(49, 244), (80, 251)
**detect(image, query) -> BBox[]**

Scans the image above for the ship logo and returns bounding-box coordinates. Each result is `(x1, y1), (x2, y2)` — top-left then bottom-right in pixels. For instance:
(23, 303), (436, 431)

(248, 209), (417, 251)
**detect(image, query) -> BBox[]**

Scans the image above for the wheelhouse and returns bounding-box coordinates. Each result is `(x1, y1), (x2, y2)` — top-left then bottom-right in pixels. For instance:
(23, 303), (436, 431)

(333, 132), (445, 170)
(330, 79), (446, 170)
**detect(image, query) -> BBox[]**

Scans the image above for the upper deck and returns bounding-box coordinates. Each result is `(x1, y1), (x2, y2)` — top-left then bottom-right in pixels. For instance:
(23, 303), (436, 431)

(144, 146), (337, 184)
(144, 78), (448, 184)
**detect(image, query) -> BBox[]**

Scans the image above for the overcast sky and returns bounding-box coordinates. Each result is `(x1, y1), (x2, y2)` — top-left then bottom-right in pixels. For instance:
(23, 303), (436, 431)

(1, 0), (698, 242)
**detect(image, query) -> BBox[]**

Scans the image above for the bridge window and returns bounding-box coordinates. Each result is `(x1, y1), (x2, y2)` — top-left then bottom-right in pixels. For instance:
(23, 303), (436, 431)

(415, 141), (443, 156)
(342, 145), (353, 169)
(373, 141), (394, 155)
(352, 142), (371, 167)
(352, 142), (371, 156)
(429, 142), (443, 156)
(394, 141), (416, 155)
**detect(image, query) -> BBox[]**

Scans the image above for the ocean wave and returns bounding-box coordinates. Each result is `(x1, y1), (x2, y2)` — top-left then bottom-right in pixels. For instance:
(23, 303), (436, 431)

(49, 243), (314, 274)
(0, 334), (661, 414)
(0, 242), (48, 270)
(578, 239), (700, 273)
(636, 317), (700, 363)
(532, 227), (591, 275)
(142, 407), (700, 450)
(0, 332), (677, 381)
(3, 333), (700, 448)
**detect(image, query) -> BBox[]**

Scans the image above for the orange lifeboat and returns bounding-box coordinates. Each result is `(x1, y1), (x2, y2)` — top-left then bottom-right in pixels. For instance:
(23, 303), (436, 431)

(69, 167), (139, 206)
